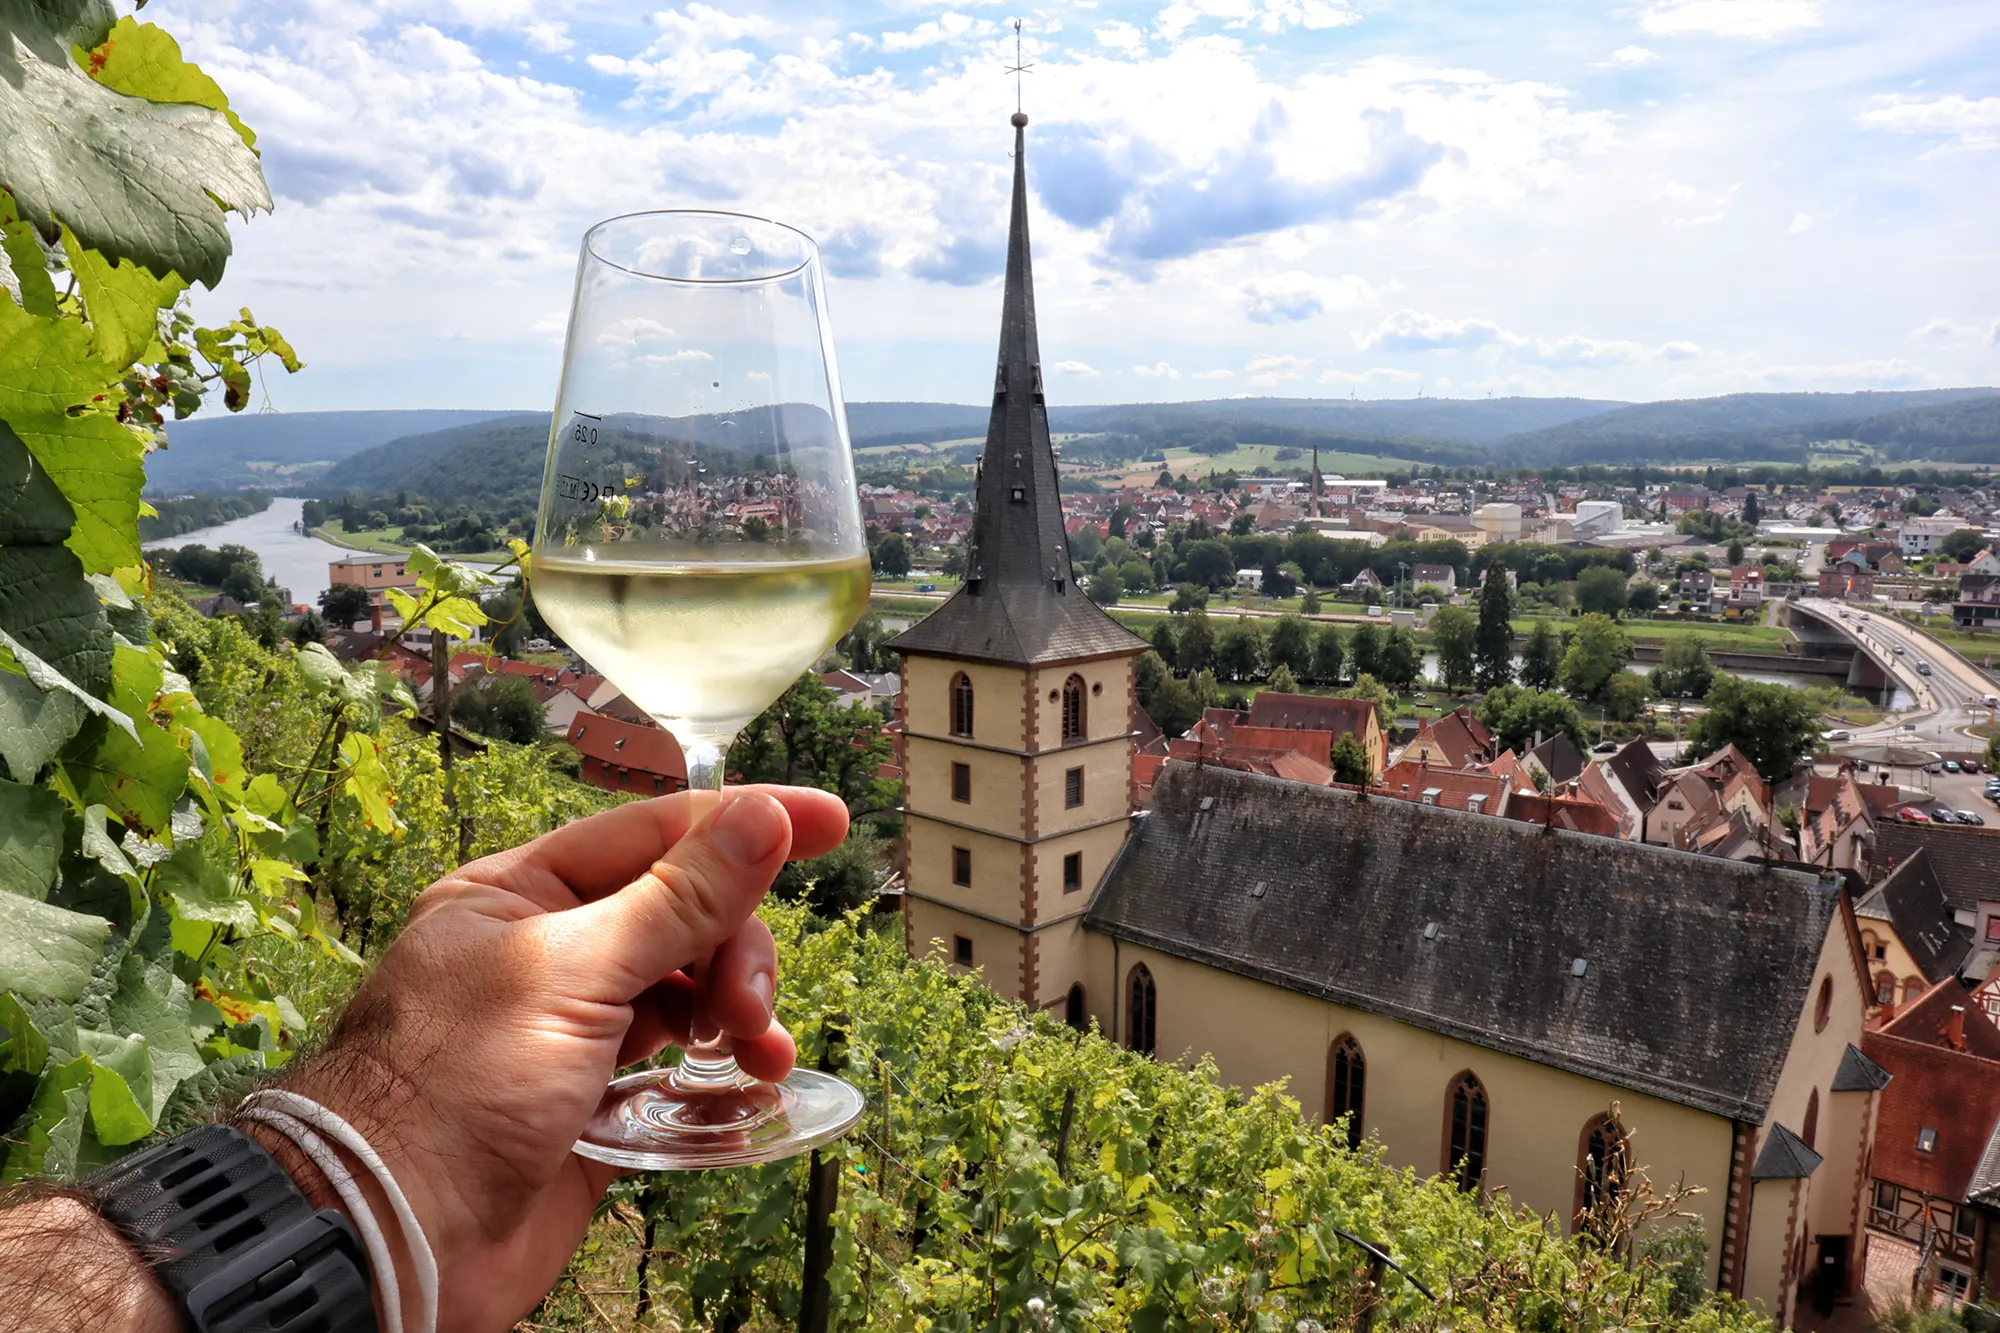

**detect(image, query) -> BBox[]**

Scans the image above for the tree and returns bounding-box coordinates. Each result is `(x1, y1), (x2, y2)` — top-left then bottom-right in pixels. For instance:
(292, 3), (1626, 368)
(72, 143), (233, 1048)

(1560, 613), (1634, 700)
(1217, 618), (1265, 682)
(1312, 624), (1347, 686)
(1301, 587), (1321, 614)
(1149, 619), (1178, 669)
(1575, 566), (1629, 618)
(1604, 672), (1651, 723)
(1267, 614), (1313, 678)
(1473, 564), (1515, 691)
(871, 531), (911, 578)
(730, 672), (898, 811)
(1378, 627), (1421, 691)
(1350, 621), (1383, 680)
(1330, 732), (1371, 786)
(1742, 490), (1761, 526)
(1170, 582), (1207, 614)
(1119, 558), (1154, 593)
(1519, 620), (1562, 689)
(772, 826), (891, 916)
(1626, 580), (1661, 616)
(1986, 732), (2000, 773)
(1267, 663), (1299, 693)
(320, 581), (373, 627)
(837, 611), (888, 671)
(1176, 607), (1216, 674)
(1941, 529), (1986, 562)
(1687, 675), (1821, 781)
(1430, 605), (1477, 692)
(1479, 684), (1588, 754)
(1726, 539), (1745, 568)
(1341, 673), (1392, 716)
(1650, 636), (1716, 701)
(288, 609), (326, 646)
(1182, 539), (1235, 589)
(1089, 567), (1123, 606)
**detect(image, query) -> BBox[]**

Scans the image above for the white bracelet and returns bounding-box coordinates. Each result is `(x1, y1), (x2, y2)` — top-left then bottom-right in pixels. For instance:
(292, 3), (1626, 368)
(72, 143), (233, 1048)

(240, 1089), (439, 1333)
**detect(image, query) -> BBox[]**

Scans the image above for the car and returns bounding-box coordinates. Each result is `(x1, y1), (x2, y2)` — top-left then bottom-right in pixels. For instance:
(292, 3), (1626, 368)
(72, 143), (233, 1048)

(1826, 730), (1852, 742)
(1967, 760), (1984, 773)
(1900, 807), (1933, 822)
(1592, 740), (1618, 754)
(1894, 645), (1906, 655)
(1933, 810), (1964, 824)
(1944, 760), (1962, 773)
(1959, 811), (1987, 826)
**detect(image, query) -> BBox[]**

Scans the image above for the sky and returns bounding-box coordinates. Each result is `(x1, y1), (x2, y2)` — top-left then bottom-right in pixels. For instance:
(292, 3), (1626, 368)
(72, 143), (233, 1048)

(150, 0), (2000, 412)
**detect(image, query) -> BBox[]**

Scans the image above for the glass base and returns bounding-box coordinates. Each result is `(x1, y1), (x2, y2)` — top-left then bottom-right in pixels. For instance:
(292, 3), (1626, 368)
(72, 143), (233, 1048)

(574, 1065), (867, 1170)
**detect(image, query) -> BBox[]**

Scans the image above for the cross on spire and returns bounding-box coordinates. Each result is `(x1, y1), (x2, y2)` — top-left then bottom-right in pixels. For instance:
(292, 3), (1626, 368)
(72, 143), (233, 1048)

(1006, 19), (1033, 116)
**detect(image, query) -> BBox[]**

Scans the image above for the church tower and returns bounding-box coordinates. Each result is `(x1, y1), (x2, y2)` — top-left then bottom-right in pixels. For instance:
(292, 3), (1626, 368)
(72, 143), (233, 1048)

(887, 112), (1149, 1020)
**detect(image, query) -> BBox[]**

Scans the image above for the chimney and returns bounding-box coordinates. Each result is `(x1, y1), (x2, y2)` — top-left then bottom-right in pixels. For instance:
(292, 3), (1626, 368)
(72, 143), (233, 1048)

(1950, 1006), (1968, 1051)
(369, 600), (383, 633)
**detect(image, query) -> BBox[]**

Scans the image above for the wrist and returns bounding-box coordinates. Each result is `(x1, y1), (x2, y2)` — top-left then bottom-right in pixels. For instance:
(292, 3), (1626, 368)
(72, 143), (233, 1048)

(0, 1188), (181, 1333)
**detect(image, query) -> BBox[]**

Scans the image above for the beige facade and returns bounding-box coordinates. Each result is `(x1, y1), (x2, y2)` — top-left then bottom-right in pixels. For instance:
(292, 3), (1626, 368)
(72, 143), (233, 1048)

(1857, 920), (1933, 1010)
(901, 652), (1139, 1013)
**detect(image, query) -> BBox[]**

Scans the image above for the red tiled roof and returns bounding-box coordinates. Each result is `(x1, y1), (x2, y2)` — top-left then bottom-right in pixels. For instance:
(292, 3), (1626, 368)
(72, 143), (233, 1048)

(1226, 725), (1333, 766)
(1243, 691), (1376, 736)
(1866, 995), (2000, 1202)
(565, 715), (685, 781)
(1378, 760), (1509, 813)
(1506, 793), (1622, 838)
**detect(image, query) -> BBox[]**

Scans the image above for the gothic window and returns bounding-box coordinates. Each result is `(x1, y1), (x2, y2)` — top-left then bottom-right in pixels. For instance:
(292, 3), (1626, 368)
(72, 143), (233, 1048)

(1814, 975), (1833, 1032)
(1062, 674), (1086, 742)
(1065, 984), (1086, 1031)
(1577, 1114), (1627, 1227)
(1327, 1036), (1365, 1151)
(1802, 1088), (1820, 1152)
(1445, 1072), (1489, 1191)
(1127, 964), (1157, 1056)
(950, 672), (975, 737)
(1875, 972), (1895, 1006)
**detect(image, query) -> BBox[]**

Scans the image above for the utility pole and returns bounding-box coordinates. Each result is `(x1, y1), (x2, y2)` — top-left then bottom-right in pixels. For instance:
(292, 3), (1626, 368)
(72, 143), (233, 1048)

(1396, 561), (1409, 610)
(1311, 440), (1320, 520)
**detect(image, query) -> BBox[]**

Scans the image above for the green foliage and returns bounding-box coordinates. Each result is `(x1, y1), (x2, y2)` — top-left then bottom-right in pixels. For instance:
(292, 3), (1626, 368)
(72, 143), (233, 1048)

(1651, 637), (1717, 701)
(1479, 685), (1588, 754)
(1987, 732), (2000, 773)
(1341, 673), (1393, 716)
(1349, 621), (1383, 680)
(1576, 565), (1630, 618)
(870, 531), (910, 578)
(588, 905), (1775, 1333)
(1311, 622), (1346, 686)
(1329, 732), (1370, 785)
(1266, 613), (1312, 679)
(1687, 676), (1821, 781)
(1089, 567), (1123, 606)
(1266, 663), (1298, 693)
(1474, 564), (1516, 691)
(1215, 617), (1264, 682)
(1628, 579), (1662, 615)
(1175, 607), (1215, 674)
(1560, 614), (1634, 700)
(1605, 672), (1652, 723)
(731, 672), (898, 815)
(1377, 627), (1421, 691)
(1430, 604), (1476, 692)
(1939, 529), (1986, 563)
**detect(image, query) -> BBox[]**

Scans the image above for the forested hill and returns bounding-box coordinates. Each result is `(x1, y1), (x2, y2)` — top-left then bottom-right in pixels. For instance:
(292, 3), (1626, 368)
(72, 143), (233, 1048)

(1494, 388), (2000, 465)
(147, 408), (535, 494)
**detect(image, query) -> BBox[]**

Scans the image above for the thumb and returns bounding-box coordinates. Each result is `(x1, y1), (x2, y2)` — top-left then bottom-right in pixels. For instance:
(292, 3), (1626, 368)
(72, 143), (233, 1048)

(553, 789), (793, 999)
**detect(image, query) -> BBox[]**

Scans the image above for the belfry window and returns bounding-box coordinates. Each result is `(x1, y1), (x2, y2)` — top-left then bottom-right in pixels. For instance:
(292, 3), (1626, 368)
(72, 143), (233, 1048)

(1446, 1073), (1489, 1191)
(950, 672), (975, 737)
(1062, 674), (1086, 742)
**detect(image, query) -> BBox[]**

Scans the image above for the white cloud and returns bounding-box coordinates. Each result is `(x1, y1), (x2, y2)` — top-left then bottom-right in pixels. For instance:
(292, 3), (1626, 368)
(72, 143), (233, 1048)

(1910, 319), (1999, 347)
(1788, 212), (1813, 234)
(1133, 361), (1182, 378)
(1243, 271), (1375, 324)
(1638, 0), (1821, 40)
(1604, 45), (1658, 67)
(1320, 366), (1422, 384)
(880, 12), (991, 53)
(1657, 341), (1703, 360)
(1095, 20), (1146, 53)
(1858, 95), (2000, 151)
(1155, 0), (1358, 41)
(1359, 309), (1509, 352)
(1191, 368), (1237, 380)
(522, 21), (572, 53)
(1245, 352), (1312, 386)
(1522, 335), (1647, 367)
(1051, 360), (1102, 377)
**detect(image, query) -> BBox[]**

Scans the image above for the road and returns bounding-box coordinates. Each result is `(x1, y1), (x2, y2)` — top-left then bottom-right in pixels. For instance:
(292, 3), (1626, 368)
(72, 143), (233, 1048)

(1795, 598), (1996, 750)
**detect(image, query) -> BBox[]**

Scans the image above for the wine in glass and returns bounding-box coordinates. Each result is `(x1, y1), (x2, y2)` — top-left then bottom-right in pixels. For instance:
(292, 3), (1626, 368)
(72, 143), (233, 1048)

(533, 211), (869, 1169)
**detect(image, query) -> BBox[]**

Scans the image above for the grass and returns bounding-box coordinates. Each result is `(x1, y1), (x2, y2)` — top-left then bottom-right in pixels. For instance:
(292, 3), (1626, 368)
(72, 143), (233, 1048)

(310, 521), (513, 566)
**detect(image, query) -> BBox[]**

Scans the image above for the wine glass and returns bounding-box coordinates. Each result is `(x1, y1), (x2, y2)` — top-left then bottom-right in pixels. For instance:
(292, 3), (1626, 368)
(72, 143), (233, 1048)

(532, 211), (869, 1169)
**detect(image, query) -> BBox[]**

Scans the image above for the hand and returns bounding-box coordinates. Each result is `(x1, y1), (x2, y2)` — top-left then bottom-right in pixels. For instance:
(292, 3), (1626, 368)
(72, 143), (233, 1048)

(255, 785), (848, 1333)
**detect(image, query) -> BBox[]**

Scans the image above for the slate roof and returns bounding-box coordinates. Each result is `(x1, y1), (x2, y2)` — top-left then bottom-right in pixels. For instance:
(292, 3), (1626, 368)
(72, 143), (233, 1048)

(1751, 1124), (1824, 1180)
(1529, 733), (1585, 786)
(1605, 737), (1666, 808)
(1875, 823), (2000, 916)
(1830, 1043), (1892, 1092)
(1086, 762), (1844, 1121)
(886, 118), (1146, 669)
(1854, 850), (1972, 984)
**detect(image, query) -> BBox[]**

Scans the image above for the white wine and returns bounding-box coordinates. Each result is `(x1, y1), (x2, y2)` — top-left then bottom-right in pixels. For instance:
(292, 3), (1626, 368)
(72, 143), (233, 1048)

(532, 553), (872, 735)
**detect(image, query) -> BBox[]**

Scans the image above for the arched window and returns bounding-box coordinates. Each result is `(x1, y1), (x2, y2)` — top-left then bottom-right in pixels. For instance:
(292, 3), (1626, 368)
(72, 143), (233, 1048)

(1064, 984), (1087, 1032)
(1802, 1088), (1819, 1152)
(1444, 1072), (1489, 1191)
(949, 672), (974, 737)
(1904, 976), (1925, 1005)
(1061, 674), (1087, 742)
(1874, 972), (1895, 1007)
(1127, 964), (1157, 1056)
(1327, 1035), (1366, 1151)
(1814, 975), (1833, 1033)
(1576, 1114), (1628, 1228)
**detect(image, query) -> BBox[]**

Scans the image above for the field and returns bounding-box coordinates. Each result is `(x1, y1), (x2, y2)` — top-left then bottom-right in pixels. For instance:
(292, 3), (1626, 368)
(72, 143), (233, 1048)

(312, 520), (513, 565)
(1088, 442), (1417, 487)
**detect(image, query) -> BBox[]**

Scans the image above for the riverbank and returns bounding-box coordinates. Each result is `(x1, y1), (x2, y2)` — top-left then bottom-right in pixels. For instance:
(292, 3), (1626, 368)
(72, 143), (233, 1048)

(307, 519), (513, 565)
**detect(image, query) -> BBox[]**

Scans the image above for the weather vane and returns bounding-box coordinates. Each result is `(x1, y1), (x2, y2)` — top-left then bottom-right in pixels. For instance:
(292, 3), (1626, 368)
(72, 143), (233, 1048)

(1006, 19), (1034, 115)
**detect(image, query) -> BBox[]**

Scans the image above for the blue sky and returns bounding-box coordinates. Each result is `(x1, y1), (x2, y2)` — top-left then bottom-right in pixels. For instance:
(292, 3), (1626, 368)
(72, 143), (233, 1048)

(153, 0), (2000, 411)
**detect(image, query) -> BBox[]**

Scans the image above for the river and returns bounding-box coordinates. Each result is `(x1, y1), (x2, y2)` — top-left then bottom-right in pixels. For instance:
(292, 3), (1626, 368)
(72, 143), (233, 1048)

(142, 497), (358, 607)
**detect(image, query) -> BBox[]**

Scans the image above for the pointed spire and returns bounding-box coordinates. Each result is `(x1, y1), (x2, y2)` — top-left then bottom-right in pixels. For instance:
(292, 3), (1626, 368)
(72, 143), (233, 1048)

(883, 116), (1147, 668)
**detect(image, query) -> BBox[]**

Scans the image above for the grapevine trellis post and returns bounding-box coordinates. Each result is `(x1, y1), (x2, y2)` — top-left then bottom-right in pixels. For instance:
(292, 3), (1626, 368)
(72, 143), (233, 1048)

(798, 1012), (850, 1333)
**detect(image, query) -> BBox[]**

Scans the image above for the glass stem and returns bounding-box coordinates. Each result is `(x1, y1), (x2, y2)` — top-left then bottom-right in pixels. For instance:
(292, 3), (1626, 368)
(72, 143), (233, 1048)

(670, 726), (749, 1092)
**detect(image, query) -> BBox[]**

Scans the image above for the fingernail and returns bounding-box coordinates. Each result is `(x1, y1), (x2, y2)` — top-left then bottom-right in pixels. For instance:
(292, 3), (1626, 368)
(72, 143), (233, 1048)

(748, 971), (774, 1019)
(710, 793), (785, 866)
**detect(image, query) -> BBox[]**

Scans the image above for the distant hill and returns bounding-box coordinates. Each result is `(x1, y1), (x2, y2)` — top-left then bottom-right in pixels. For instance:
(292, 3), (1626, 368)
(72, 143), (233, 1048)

(317, 415), (556, 509)
(1825, 394), (2000, 463)
(145, 409), (534, 495)
(1055, 396), (1623, 447)
(1495, 389), (2000, 464)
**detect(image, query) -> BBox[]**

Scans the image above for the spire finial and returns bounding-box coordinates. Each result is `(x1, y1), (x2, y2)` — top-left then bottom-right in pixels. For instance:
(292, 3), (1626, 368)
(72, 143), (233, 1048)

(1006, 19), (1033, 123)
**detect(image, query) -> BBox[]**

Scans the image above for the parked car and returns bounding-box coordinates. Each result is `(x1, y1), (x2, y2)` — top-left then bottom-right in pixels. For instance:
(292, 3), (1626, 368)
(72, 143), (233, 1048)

(1933, 810), (1964, 824)
(1944, 760), (1963, 773)
(1958, 811), (1987, 826)
(1900, 807), (1933, 822)
(1592, 740), (1618, 754)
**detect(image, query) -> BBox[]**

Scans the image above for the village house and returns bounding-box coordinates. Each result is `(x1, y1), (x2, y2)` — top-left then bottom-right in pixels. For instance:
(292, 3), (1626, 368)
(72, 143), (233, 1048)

(885, 112), (1883, 1323)
(1242, 691), (1387, 779)
(1398, 705), (1498, 771)
(1855, 851), (1972, 1013)
(564, 714), (686, 797)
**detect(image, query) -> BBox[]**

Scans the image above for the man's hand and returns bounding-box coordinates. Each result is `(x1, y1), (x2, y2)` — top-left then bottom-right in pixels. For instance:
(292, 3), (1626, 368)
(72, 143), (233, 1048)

(261, 785), (848, 1332)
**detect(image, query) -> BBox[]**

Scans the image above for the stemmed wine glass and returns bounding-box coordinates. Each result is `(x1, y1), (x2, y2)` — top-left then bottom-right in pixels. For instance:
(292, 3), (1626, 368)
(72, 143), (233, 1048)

(532, 211), (869, 1169)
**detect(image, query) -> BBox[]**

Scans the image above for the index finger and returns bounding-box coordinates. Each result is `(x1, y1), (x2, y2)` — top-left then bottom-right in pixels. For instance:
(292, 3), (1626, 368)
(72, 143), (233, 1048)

(469, 785), (850, 903)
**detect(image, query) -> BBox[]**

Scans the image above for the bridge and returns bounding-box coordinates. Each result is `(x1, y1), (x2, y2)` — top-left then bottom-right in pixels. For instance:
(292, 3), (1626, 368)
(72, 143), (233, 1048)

(1782, 601), (1904, 698)
(1789, 598), (1997, 749)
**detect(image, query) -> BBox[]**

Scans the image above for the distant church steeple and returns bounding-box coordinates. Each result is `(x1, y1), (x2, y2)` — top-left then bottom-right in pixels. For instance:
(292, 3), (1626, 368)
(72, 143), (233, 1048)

(889, 115), (1145, 666)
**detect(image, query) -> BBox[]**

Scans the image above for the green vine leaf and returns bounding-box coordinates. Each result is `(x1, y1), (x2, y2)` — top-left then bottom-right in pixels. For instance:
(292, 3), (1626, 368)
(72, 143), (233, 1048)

(0, 890), (112, 1001)
(93, 948), (204, 1121)
(0, 190), (58, 318)
(79, 17), (257, 151)
(0, 1054), (91, 1184)
(63, 712), (189, 837)
(0, 777), (65, 900)
(78, 1030), (152, 1144)
(61, 224), (184, 368)
(0, 298), (146, 572)
(154, 842), (254, 929)
(0, 2), (269, 288)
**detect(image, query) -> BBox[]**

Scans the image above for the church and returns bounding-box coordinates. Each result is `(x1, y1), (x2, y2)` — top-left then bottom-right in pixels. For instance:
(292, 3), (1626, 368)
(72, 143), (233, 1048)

(885, 113), (1881, 1328)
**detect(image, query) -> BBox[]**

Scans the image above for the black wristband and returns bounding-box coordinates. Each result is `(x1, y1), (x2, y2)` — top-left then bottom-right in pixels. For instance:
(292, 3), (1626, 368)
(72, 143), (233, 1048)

(86, 1123), (378, 1333)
